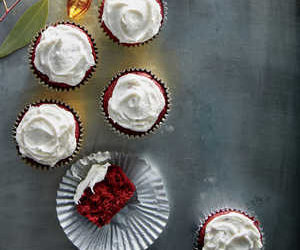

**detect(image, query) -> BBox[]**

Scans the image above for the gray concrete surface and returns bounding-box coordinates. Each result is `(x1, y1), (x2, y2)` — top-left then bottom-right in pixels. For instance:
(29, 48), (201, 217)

(0, 0), (299, 249)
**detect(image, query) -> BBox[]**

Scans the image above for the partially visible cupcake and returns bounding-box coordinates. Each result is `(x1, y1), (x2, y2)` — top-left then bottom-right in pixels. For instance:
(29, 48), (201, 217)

(197, 209), (263, 250)
(101, 69), (170, 137)
(99, 0), (165, 46)
(29, 22), (97, 91)
(13, 100), (83, 170)
(74, 159), (136, 228)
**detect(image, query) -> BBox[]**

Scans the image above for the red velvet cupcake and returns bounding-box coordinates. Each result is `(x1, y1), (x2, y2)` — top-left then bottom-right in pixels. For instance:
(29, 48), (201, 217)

(197, 209), (263, 250)
(74, 163), (136, 228)
(57, 151), (170, 249)
(29, 22), (97, 91)
(99, 0), (165, 46)
(101, 69), (170, 137)
(13, 100), (83, 170)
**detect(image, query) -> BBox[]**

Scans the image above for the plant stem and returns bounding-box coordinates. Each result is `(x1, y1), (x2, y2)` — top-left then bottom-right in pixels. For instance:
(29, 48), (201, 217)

(0, 0), (22, 22)
(3, 0), (8, 11)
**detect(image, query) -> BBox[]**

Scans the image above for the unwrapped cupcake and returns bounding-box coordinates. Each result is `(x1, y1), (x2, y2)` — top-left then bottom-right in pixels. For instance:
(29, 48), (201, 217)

(74, 157), (136, 228)
(57, 151), (169, 250)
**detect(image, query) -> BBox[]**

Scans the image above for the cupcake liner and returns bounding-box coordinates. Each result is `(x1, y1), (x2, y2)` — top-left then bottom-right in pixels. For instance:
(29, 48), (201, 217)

(100, 68), (171, 138)
(28, 21), (98, 92)
(193, 208), (265, 250)
(56, 151), (170, 250)
(98, 0), (168, 47)
(12, 99), (84, 170)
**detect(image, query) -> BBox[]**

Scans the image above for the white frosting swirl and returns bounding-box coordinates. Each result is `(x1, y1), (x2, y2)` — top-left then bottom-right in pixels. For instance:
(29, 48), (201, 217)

(74, 162), (110, 204)
(102, 0), (163, 43)
(203, 212), (263, 250)
(108, 73), (165, 132)
(34, 24), (95, 86)
(16, 104), (77, 167)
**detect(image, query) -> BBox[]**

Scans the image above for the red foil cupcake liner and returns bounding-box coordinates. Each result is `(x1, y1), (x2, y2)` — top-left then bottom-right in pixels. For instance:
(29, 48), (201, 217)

(100, 68), (171, 138)
(194, 208), (265, 250)
(98, 0), (168, 47)
(29, 21), (98, 91)
(12, 99), (84, 170)
(56, 151), (170, 250)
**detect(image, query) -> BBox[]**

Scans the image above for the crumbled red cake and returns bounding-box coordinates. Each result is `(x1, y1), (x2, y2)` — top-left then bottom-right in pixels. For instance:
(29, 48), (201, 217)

(76, 164), (136, 228)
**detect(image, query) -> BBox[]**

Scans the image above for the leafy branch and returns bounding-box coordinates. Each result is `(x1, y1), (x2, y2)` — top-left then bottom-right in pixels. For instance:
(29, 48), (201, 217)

(0, 0), (23, 22)
(0, 0), (48, 58)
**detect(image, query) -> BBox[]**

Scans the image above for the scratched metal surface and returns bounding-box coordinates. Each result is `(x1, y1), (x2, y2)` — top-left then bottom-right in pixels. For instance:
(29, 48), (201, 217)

(0, 0), (300, 249)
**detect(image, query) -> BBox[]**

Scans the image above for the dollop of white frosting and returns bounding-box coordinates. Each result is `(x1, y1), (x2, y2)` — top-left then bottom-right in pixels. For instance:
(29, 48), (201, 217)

(108, 73), (165, 132)
(74, 162), (110, 204)
(203, 212), (263, 250)
(102, 0), (163, 43)
(16, 104), (77, 167)
(34, 24), (95, 86)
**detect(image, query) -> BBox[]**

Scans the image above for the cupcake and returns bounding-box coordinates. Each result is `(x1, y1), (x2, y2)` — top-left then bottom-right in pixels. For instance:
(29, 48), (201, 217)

(197, 209), (263, 250)
(57, 151), (170, 250)
(99, 0), (165, 46)
(74, 159), (136, 228)
(29, 22), (97, 90)
(101, 69), (170, 137)
(13, 100), (83, 170)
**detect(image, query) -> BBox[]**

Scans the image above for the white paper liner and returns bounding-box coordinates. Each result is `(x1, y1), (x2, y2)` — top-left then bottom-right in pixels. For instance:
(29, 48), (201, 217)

(56, 152), (169, 250)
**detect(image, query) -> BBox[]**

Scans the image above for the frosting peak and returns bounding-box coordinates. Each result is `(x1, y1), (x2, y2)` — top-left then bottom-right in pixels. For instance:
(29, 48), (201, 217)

(74, 162), (110, 204)
(34, 24), (95, 86)
(16, 104), (77, 167)
(102, 0), (163, 43)
(203, 212), (263, 250)
(107, 73), (166, 132)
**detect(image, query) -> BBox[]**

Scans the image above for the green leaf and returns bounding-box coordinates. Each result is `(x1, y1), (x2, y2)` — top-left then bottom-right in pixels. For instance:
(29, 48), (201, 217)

(0, 0), (48, 58)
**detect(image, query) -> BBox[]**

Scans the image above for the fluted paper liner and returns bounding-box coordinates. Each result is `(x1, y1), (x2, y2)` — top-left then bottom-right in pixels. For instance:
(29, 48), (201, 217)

(100, 68), (171, 138)
(98, 0), (168, 47)
(56, 151), (169, 250)
(29, 21), (98, 91)
(193, 208), (265, 250)
(12, 99), (84, 171)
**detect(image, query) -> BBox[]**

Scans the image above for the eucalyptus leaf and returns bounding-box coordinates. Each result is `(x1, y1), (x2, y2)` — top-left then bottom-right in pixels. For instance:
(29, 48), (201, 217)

(0, 0), (48, 58)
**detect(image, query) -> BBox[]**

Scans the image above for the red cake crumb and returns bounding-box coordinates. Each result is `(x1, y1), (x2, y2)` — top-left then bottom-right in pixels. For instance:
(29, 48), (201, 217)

(76, 164), (136, 228)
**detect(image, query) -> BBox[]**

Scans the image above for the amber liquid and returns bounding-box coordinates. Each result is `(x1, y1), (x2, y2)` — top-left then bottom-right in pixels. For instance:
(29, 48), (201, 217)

(67, 0), (92, 19)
